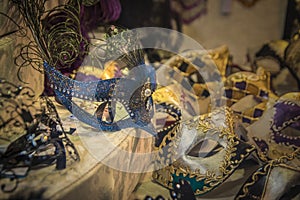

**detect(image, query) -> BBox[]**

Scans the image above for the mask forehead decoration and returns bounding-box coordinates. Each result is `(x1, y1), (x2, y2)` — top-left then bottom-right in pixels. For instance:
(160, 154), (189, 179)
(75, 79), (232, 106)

(153, 107), (255, 196)
(43, 25), (157, 133)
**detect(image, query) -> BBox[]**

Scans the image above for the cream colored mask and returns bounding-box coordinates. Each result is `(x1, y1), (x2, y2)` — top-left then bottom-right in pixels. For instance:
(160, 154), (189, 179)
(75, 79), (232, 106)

(236, 92), (300, 200)
(153, 107), (255, 196)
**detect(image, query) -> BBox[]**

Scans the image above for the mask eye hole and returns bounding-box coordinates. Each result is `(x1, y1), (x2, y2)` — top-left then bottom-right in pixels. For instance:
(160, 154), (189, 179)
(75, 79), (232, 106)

(187, 139), (223, 158)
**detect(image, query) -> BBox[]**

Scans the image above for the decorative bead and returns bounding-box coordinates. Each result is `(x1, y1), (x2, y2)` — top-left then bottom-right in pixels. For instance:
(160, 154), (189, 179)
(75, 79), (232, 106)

(144, 88), (152, 97)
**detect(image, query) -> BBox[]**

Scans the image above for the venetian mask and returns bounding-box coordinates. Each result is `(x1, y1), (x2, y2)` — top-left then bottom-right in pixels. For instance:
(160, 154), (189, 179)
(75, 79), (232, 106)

(153, 107), (255, 196)
(236, 92), (300, 199)
(224, 67), (277, 124)
(156, 46), (229, 116)
(247, 92), (300, 160)
(44, 61), (157, 133)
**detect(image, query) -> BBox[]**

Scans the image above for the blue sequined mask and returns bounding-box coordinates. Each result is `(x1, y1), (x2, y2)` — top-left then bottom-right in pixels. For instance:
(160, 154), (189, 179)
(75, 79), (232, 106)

(44, 61), (157, 133)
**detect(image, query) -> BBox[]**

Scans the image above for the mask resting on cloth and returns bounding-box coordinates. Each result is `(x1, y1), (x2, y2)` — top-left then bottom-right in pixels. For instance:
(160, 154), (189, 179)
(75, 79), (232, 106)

(153, 107), (255, 196)
(236, 92), (300, 200)
(161, 46), (229, 115)
(224, 67), (278, 124)
(43, 61), (157, 133)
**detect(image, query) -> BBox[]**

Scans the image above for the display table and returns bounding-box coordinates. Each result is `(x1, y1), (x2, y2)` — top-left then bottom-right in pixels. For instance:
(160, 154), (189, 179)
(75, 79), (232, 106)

(0, 101), (154, 200)
(0, 98), (262, 200)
